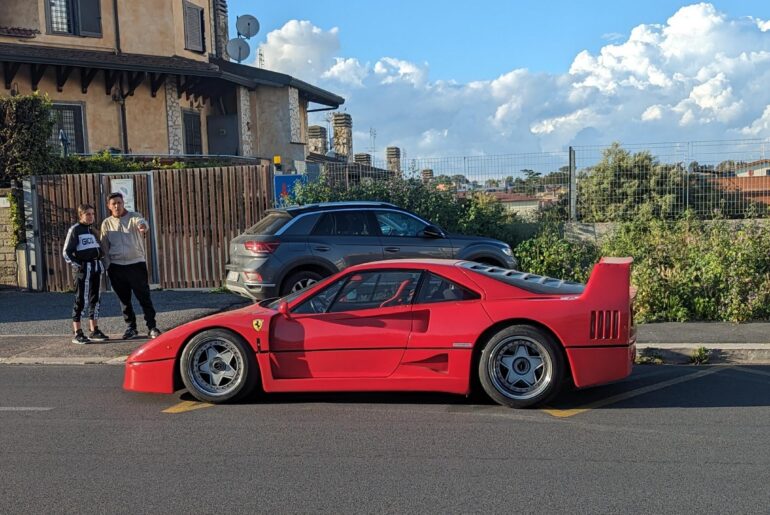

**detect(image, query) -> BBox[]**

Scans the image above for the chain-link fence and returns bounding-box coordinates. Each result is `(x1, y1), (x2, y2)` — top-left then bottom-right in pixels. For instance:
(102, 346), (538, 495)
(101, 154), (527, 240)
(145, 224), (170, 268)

(311, 138), (770, 222)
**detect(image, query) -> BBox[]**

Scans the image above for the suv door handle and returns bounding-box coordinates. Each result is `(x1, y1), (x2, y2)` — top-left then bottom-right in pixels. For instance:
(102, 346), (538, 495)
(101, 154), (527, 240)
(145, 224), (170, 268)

(384, 247), (400, 253)
(313, 245), (330, 252)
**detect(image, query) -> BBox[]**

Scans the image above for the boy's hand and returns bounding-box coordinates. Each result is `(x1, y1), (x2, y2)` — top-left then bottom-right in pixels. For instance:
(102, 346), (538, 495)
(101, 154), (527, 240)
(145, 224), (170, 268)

(71, 263), (81, 273)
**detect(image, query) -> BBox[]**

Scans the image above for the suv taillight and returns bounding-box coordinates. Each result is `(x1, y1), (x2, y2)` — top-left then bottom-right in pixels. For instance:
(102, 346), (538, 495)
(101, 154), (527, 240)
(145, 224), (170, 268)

(244, 241), (280, 254)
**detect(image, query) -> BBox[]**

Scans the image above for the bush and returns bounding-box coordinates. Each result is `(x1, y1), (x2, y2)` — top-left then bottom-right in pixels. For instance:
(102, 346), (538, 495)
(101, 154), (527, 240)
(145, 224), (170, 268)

(601, 209), (770, 322)
(513, 218), (599, 282)
(293, 176), (524, 244)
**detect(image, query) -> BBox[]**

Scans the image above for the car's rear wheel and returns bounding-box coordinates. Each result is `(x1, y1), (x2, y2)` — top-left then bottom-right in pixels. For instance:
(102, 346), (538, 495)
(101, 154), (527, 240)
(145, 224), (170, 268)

(180, 329), (259, 403)
(478, 325), (564, 408)
(281, 270), (324, 295)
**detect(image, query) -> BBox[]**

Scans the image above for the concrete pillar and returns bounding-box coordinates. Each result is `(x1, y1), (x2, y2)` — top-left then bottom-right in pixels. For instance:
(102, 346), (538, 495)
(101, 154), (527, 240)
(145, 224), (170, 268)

(237, 85), (254, 156)
(354, 153), (371, 166)
(332, 113), (353, 161)
(386, 146), (401, 174)
(307, 125), (328, 155)
(213, 0), (229, 59)
(164, 77), (183, 155)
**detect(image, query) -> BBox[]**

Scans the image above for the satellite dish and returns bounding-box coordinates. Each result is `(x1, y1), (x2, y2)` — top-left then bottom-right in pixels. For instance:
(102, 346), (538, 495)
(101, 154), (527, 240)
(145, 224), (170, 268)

(236, 15), (260, 38)
(226, 38), (250, 63)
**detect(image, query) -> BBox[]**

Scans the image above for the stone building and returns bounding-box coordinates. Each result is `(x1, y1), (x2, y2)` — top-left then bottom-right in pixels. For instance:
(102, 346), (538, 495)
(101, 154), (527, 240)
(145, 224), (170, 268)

(0, 0), (344, 166)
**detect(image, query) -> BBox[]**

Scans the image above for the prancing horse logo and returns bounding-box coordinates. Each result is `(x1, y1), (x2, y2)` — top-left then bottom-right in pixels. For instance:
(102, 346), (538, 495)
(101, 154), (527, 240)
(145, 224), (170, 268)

(252, 319), (264, 332)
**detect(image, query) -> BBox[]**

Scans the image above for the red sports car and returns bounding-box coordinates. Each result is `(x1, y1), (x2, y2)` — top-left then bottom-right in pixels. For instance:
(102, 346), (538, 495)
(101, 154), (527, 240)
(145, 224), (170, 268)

(124, 257), (636, 408)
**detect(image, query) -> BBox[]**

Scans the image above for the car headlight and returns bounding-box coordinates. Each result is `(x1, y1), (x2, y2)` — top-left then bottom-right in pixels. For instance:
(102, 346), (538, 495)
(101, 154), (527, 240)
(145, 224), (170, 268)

(501, 246), (513, 256)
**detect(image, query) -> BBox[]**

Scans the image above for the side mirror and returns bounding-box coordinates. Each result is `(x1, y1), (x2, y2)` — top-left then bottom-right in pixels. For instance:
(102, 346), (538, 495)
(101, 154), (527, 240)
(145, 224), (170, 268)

(422, 225), (444, 238)
(278, 301), (291, 319)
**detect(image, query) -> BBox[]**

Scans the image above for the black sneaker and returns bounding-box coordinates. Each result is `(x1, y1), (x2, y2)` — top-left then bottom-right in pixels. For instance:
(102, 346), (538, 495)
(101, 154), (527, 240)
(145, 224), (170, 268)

(149, 328), (162, 339)
(89, 329), (109, 342)
(122, 327), (139, 340)
(72, 333), (90, 345)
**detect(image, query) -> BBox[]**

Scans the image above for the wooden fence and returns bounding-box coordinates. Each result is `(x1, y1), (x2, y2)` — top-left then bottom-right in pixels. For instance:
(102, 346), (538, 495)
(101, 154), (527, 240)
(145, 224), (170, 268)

(29, 164), (272, 292)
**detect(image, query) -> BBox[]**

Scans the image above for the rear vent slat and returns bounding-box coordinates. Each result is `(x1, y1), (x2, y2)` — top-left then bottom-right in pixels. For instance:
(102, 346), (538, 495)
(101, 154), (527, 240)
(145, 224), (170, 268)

(590, 310), (620, 340)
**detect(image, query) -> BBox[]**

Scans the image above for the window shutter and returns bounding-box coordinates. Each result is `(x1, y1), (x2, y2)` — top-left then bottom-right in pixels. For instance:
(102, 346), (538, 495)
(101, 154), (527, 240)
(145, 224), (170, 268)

(184, 2), (205, 52)
(76, 0), (102, 37)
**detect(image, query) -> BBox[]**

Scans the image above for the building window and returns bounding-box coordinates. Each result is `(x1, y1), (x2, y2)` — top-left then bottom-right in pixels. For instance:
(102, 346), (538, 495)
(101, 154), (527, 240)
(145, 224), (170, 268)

(183, 1), (206, 53)
(183, 111), (203, 155)
(47, 0), (102, 37)
(49, 104), (86, 154)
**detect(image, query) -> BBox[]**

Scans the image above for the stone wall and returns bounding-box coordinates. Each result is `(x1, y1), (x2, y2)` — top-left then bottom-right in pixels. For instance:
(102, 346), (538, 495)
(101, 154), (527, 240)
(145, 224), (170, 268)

(0, 189), (18, 289)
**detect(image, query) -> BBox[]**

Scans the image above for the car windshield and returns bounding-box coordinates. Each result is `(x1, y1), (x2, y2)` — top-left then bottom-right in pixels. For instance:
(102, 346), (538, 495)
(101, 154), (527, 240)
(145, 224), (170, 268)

(244, 212), (292, 235)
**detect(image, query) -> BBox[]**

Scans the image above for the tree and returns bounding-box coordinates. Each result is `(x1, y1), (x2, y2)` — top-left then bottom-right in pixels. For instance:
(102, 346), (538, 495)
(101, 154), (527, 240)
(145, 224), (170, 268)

(0, 94), (56, 186)
(576, 142), (766, 221)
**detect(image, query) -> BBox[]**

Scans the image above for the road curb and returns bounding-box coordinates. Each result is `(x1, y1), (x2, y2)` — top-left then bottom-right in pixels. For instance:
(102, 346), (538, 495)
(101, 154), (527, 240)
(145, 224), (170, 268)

(636, 343), (770, 364)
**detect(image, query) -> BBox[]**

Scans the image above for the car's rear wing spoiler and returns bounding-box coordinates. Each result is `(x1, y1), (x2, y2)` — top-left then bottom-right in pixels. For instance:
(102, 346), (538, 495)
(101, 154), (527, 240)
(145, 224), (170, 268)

(579, 257), (634, 307)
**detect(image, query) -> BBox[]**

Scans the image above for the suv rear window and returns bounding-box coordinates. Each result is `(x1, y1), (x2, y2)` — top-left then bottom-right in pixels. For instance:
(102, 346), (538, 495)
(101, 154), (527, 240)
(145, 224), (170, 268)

(244, 212), (291, 235)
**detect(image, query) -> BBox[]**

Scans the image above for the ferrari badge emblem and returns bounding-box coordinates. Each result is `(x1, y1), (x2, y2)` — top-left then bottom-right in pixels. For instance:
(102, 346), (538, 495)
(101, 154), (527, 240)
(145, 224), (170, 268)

(252, 319), (264, 332)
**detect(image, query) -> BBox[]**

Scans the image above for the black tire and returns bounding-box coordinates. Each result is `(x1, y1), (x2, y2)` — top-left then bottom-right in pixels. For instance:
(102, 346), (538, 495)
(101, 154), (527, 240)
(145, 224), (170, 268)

(280, 270), (325, 296)
(180, 329), (259, 404)
(473, 258), (504, 268)
(478, 324), (564, 408)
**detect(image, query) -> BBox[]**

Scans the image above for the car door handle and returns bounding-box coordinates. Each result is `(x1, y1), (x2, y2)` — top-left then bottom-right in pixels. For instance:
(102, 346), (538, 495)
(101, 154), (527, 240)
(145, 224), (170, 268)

(313, 245), (330, 252)
(384, 247), (400, 253)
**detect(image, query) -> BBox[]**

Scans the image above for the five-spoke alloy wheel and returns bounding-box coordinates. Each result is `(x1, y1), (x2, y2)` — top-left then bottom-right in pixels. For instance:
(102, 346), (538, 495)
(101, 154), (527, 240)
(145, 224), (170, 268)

(180, 329), (259, 403)
(479, 325), (564, 408)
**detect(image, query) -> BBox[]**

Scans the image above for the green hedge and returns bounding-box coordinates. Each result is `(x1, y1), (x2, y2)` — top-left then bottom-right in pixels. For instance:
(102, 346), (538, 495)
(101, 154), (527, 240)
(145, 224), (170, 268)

(601, 210), (770, 322)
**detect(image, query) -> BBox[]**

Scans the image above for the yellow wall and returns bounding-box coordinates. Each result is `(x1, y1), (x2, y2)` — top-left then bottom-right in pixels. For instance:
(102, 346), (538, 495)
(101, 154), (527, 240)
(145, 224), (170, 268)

(0, 64), (173, 154)
(1, 0), (41, 29)
(0, 0), (215, 59)
(124, 81), (170, 154)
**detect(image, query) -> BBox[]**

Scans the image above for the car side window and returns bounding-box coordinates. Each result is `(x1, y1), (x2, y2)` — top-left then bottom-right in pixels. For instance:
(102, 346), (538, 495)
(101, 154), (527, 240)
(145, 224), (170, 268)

(375, 211), (426, 237)
(415, 273), (480, 304)
(328, 271), (421, 312)
(292, 280), (345, 315)
(312, 211), (374, 236)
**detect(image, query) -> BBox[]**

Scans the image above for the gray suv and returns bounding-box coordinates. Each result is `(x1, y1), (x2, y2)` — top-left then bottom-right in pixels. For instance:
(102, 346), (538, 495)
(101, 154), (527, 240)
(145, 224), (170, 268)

(225, 201), (518, 300)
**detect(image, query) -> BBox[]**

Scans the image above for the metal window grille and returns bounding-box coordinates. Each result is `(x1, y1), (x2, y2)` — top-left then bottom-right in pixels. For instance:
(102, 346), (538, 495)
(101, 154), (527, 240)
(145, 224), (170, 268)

(183, 111), (203, 155)
(49, 105), (85, 154)
(50, 0), (74, 34)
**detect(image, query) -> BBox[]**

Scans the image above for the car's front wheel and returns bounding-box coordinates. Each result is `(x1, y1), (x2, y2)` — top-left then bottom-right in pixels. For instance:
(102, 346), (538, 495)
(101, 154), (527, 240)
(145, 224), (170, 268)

(180, 329), (259, 403)
(478, 325), (564, 408)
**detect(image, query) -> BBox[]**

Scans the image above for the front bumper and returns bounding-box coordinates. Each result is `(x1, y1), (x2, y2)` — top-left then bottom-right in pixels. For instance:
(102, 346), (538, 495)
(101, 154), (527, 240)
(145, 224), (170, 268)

(124, 358), (176, 394)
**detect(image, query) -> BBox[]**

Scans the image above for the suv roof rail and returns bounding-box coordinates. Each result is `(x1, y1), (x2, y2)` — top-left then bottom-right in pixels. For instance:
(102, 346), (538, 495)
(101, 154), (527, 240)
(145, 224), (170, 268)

(284, 201), (398, 214)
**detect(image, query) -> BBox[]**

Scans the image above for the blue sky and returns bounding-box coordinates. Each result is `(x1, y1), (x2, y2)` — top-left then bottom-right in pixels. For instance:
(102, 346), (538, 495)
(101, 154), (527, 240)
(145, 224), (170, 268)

(229, 1), (770, 80)
(226, 1), (770, 158)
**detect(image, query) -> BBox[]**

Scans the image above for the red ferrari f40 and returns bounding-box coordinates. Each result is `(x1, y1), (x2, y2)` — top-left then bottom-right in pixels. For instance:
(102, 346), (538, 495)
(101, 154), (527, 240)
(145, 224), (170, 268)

(124, 258), (636, 408)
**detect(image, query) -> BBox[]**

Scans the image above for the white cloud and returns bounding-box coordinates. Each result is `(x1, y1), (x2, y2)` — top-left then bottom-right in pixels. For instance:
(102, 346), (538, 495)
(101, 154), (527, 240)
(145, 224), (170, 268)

(258, 20), (339, 82)
(641, 105), (664, 121)
(740, 105), (770, 135)
(254, 5), (770, 157)
(321, 58), (368, 87)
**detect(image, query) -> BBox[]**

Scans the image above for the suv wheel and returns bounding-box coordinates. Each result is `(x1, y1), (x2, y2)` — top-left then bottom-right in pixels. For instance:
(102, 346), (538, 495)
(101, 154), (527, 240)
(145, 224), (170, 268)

(281, 270), (325, 295)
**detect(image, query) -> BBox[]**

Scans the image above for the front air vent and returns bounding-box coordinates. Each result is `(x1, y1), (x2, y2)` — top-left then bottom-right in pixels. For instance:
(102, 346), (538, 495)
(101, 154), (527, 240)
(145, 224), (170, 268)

(590, 310), (620, 340)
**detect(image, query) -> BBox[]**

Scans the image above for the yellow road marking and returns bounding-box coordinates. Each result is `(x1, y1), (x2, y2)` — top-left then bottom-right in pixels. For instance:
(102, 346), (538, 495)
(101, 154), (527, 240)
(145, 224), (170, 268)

(542, 367), (723, 418)
(163, 400), (214, 414)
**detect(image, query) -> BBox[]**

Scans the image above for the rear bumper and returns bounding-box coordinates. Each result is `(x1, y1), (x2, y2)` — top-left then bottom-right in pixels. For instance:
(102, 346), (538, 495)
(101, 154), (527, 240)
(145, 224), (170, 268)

(124, 358), (176, 394)
(225, 279), (278, 300)
(565, 343), (636, 389)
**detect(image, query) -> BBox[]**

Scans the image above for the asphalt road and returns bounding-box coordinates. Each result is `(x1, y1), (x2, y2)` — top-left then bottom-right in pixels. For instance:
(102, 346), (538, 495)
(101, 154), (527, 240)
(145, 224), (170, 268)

(1, 364), (769, 514)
